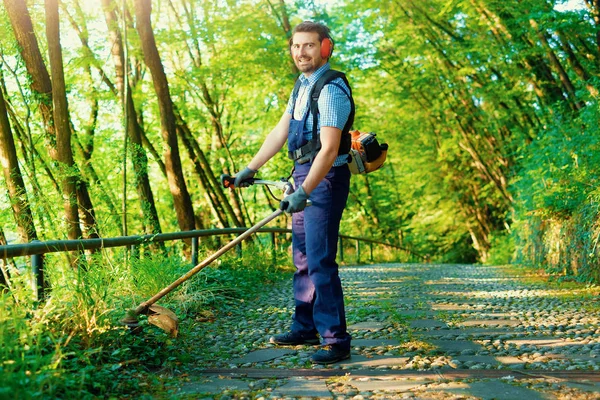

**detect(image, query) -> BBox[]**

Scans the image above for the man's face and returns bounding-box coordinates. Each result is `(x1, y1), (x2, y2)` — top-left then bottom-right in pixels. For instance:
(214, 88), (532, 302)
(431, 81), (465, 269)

(290, 31), (327, 76)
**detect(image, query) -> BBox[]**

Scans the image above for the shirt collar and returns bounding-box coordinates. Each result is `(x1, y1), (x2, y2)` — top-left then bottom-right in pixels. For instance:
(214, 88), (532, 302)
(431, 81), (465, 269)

(298, 62), (331, 86)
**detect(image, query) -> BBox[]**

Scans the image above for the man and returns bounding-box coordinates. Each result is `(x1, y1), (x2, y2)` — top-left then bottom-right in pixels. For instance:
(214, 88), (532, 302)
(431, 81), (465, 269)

(234, 21), (353, 364)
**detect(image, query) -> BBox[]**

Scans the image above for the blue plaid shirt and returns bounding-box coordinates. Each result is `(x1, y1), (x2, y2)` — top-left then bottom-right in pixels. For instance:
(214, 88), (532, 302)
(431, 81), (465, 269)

(286, 63), (352, 167)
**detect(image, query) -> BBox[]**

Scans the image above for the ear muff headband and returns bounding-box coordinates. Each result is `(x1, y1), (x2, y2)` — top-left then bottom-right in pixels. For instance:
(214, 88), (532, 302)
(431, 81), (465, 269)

(321, 37), (333, 59)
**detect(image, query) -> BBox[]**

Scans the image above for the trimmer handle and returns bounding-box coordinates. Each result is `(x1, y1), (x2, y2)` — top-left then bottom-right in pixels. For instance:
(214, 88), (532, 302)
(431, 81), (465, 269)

(220, 173), (255, 189)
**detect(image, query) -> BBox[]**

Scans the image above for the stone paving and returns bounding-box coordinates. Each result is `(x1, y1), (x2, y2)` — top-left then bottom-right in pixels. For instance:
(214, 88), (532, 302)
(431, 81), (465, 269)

(174, 263), (600, 399)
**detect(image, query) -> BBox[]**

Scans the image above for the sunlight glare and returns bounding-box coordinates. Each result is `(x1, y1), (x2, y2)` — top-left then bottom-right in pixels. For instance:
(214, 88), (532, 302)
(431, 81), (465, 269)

(555, 0), (586, 12)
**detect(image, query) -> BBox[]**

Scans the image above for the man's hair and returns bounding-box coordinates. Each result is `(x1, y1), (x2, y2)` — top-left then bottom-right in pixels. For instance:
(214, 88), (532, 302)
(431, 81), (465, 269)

(289, 21), (332, 46)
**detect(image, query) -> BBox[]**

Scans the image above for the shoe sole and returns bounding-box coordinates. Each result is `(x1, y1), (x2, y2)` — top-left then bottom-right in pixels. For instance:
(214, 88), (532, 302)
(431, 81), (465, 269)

(269, 337), (320, 346)
(311, 352), (351, 365)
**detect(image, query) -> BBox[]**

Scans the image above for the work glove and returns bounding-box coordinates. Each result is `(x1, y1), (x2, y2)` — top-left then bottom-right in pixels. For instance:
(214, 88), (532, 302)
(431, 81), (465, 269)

(280, 186), (309, 214)
(234, 167), (257, 188)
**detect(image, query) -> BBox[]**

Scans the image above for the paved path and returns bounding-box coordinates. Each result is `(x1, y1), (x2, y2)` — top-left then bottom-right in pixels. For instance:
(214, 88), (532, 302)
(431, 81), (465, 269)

(174, 263), (600, 399)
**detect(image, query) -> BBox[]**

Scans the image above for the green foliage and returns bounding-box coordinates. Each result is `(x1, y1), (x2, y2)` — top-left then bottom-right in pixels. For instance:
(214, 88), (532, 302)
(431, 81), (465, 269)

(128, 252), (186, 300)
(3, 1), (600, 397)
(2, 6), (600, 394)
(486, 233), (516, 266)
(513, 109), (600, 219)
(0, 273), (57, 399)
(511, 102), (600, 281)
(0, 241), (293, 398)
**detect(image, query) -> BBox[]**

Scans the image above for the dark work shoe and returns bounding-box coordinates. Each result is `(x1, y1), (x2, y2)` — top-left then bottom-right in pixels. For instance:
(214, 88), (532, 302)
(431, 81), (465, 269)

(269, 331), (320, 346)
(310, 345), (351, 364)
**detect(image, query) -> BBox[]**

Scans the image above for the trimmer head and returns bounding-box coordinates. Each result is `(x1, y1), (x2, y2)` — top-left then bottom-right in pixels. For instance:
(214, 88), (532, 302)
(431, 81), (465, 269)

(147, 304), (179, 337)
(121, 310), (143, 334)
(120, 305), (178, 337)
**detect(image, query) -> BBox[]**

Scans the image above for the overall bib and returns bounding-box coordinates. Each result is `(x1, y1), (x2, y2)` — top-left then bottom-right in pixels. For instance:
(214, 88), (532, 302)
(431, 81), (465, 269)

(287, 104), (351, 350)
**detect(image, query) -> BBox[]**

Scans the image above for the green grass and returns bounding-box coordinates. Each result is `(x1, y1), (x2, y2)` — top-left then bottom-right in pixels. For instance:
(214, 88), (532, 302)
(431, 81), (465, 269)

(0, 243), (291, 399)
(0, 234), (410, 399)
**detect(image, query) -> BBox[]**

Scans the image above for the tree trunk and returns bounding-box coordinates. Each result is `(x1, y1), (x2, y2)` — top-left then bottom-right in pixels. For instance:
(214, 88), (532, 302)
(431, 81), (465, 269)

(44, 0), (83, 240)
(4, 0), (54, 145)
(0, 228), (14, 290)
(265, 0), (297, 74)
(584, 0), (600, 57)
(177, 126), (225, 229)
(6, 0), (98, 240)
(556, 29), (597, 98)
(556, 30), (592, 82)
(4, 97), (60, 194)
(167, 2), (250, 227)
(61, 1), (116, 94)
(102, 0), (162, 235)
(0, 63), (59, 202)
(175, 112), (244, 227)
(0, 75), (38, 242)
(134, 0), (195, 233)
(529, 19), (584, 111)
(139, 127), (167, 177)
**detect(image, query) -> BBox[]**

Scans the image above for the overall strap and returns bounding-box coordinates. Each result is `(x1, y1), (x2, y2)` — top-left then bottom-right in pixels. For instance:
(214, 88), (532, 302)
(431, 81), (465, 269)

(290, 78), (303, 115)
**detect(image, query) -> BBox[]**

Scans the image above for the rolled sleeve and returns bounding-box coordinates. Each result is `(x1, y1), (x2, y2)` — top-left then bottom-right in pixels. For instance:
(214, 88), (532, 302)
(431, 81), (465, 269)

(317, 79), (352, 130)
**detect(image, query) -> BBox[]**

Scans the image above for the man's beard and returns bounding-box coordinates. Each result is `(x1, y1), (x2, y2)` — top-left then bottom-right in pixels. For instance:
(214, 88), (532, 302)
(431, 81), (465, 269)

(295, 58), (318, 73)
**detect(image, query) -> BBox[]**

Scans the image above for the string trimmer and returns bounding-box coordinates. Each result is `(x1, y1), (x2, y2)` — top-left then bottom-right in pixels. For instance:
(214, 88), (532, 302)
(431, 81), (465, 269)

(121, 174), (295, 336)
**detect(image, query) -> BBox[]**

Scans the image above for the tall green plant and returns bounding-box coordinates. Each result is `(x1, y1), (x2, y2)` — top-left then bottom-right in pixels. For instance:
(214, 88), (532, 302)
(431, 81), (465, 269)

(512, 103), (600, 281)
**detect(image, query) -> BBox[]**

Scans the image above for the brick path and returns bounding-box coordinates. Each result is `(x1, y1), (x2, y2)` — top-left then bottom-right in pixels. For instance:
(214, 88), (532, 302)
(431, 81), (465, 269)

(175, 264), (600, 399)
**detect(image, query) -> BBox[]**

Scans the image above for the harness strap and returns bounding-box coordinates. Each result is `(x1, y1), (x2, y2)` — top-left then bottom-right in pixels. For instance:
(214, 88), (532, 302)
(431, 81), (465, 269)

(288, 143), (313, 164)
(288, 69), (355, 163)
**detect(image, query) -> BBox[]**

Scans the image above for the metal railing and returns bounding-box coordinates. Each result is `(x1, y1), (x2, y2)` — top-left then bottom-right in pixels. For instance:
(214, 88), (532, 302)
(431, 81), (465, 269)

(0, 227), (427, 300)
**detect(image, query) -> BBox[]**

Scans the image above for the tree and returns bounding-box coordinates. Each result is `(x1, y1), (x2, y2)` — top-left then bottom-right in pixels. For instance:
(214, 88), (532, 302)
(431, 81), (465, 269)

(5, 0), (99, 240)
(0, 72), (37, 242)
(101, 0), (162, 235)
(133, 0), (195, 232)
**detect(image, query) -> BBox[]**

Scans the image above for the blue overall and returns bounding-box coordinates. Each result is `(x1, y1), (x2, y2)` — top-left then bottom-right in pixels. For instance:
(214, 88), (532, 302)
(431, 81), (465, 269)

(287, 104), (351, 350)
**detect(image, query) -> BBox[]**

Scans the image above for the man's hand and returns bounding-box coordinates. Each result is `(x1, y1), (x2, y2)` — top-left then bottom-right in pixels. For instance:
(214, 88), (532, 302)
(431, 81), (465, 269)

(280, 186), (309, 213)
(234, 167), (257, 188)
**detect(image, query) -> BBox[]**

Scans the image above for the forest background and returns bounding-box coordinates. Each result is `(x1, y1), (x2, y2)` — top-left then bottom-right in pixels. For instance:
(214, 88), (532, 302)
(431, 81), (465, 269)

(1, 0), (600, 280)
(1, 0), (600, 397)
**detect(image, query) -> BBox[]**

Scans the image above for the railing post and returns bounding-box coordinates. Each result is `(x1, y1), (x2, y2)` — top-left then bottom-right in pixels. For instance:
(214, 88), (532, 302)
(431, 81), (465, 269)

(271, 232), (276, 264)
(338, 236), (344, 263)
(356, 240), (360, 264)
(191, 237), (199, 265)
(130, 244), (139, 259)
(236, 237), (242, 258)
(30, 241), (46, 301)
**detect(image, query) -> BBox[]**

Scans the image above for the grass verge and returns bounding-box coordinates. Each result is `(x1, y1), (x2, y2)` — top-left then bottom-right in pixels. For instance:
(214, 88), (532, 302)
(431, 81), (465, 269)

(0, 244), (291, 399)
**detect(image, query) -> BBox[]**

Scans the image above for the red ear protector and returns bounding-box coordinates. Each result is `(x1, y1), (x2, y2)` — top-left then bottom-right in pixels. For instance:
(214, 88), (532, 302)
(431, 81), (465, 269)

(321, 37), (333, 59)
